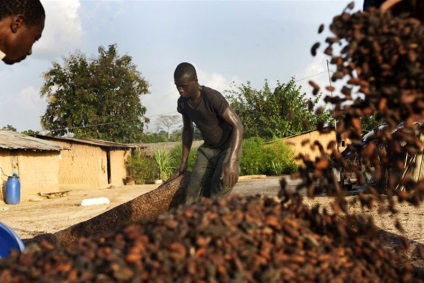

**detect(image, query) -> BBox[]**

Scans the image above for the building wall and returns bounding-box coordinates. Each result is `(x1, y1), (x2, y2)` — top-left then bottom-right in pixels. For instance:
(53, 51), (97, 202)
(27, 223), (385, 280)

(46, 140), (131, 190)
(54, 141), (108, 190)
(109, 149), (132, 186)
(284, 131), (350, 163)
(0, 151), (60, 201)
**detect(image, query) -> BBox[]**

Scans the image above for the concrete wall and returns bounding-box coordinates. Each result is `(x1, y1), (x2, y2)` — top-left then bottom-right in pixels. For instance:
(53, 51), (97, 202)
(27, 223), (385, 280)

(0, 151), (60, 201)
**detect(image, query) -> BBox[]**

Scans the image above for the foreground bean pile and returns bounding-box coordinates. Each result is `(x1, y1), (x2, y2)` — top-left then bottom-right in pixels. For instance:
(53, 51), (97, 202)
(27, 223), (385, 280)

(0, 195), (418, 282)
(302, 3), (424, 210)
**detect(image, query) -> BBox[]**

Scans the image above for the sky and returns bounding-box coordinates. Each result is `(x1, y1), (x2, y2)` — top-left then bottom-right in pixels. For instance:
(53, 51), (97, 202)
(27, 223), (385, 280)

(0, 0), (364, 133)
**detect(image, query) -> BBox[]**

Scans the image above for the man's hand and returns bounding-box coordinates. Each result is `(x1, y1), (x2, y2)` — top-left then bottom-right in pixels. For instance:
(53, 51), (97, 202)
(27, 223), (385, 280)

(220, 162), (239, 188)
(176, 162), (188, 176)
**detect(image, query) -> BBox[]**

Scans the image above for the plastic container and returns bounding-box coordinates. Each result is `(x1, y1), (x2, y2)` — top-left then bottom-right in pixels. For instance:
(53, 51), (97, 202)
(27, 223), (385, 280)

(0, 222), (25, 258)
(5, 173), (20, 205)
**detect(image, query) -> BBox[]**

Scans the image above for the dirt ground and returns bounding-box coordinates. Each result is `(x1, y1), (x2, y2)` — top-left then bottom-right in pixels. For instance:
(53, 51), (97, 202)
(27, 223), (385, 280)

(1, 175), (423, 271)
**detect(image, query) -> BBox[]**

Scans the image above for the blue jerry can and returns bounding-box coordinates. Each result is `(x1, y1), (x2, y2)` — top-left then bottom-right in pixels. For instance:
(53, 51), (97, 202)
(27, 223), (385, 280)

(5, 173), (20, 205)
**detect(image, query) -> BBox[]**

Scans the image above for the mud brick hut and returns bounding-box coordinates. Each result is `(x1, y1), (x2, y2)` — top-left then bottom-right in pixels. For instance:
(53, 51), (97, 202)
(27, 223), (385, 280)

(281, 128), (350, 163)
(35, 135), (141, 191)
(0, 130), (67, 201)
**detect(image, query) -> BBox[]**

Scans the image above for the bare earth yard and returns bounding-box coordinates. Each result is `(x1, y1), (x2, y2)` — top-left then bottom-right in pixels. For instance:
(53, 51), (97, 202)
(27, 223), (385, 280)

(1, 176), (423, 272)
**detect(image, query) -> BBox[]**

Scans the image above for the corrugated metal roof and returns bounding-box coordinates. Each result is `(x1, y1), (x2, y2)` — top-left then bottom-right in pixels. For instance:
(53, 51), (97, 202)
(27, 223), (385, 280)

(35, 135), (142, 150)
(0, 130), (67, 151)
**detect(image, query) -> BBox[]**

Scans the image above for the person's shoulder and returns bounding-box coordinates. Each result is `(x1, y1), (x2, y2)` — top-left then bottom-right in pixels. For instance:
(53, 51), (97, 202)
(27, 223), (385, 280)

(202, 86), (224, 99)
(202, 86), (221, 94)
(201, 86), (229, 112)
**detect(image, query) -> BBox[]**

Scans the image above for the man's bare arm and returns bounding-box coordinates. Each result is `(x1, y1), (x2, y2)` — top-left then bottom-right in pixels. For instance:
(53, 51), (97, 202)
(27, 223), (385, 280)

(177, 114), (194, 174)
(220, 107), (244, 187)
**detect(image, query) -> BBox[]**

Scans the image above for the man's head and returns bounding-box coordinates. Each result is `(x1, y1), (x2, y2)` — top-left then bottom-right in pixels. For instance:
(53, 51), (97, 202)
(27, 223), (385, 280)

(174, 62), (200, 98)
(0, 0), (46, 65)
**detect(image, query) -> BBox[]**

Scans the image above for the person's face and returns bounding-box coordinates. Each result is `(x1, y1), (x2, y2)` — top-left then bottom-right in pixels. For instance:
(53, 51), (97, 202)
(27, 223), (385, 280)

(174, 73), (199, 99)
(2, 15), (45, 65)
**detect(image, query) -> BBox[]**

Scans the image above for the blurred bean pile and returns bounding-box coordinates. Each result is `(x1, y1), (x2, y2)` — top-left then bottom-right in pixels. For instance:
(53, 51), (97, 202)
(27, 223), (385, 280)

(0, 195), (417, 282)
(300, 2), (424, 211)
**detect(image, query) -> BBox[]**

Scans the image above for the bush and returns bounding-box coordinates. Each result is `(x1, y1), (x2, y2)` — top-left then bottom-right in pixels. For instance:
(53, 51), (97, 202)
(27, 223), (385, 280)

(154, 149), (173, 181)
(125, 150), (157, 184)
(240, 137), (267, 175)
(240, 137), (297, 176)
(263, 140), (298, 175)
(158, 138), (297, 177)
(169, 143), (199, 172)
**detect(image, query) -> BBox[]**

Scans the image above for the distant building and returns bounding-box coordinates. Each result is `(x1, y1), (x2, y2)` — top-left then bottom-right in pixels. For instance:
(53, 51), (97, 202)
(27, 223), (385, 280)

(35, 135), (140, 191)
(281, 129), (350, 163)
(0, 130), (66, 201)
(0, 130), (142, 202)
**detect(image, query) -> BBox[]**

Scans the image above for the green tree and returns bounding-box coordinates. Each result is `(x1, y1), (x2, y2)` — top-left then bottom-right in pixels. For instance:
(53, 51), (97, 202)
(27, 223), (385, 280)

(141, 132), (168, 143)
(21, 129), (40, 136)
(225, 78), (331, 140)
(169, 129), (182, 142)
(40, 44), (149, 142)
(361, 113), (385, 132)
(156, 115), (181, 139)
(1, 125), (16, 131)
(168, 125), (203, 142)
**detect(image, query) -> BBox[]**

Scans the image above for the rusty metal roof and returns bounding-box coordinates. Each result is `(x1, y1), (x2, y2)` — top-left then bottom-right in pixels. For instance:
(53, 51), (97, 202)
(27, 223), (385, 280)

(35, 135), (142, 150)
(0, 130), (67, 151)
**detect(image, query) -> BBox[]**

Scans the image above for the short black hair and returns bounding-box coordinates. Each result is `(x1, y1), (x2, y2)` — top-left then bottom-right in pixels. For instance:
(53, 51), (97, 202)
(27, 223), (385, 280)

(174, 62), (197, 80)
(0, 0), (45, 26)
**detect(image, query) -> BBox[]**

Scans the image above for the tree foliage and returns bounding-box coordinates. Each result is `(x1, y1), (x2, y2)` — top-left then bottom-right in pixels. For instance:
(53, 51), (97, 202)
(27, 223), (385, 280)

(40, 44), (149, 142)
(225, 78), (331, 140)
(361, 113), (385, 132)
(239, 137), (297, 176)
(21, 129), (40, 136)
(1, 125), (17, 132)
(156, 115), (181, 139)
(140, 132), (168, 143)
(169, 125), (203, 142)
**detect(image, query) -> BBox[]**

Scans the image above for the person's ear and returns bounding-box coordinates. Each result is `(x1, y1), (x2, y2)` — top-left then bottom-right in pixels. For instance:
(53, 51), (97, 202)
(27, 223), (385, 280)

(10, 15), (25, 33)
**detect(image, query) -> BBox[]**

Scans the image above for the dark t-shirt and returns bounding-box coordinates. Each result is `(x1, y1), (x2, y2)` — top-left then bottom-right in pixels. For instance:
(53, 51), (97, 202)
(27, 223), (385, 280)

(177, 86), (232, 150)
(363, 0), (385, 10)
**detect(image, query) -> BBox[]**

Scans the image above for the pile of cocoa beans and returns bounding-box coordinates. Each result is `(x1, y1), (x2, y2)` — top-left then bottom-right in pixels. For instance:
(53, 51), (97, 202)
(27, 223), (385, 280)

(1, 2), (423, 282)
(300, 2), (424, 211)
(0, 195), (417, 282)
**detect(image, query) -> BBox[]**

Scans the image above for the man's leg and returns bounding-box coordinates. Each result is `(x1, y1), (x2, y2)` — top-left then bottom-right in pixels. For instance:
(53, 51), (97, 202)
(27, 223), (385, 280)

(184, 146), (214, 204)
(209, 147), (239, 197)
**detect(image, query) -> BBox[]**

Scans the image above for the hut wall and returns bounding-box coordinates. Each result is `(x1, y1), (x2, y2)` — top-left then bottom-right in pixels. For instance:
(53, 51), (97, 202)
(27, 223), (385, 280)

(109, 149), (132, 186)
(0, 151), (59, 201)
(55, 142), (108, 190)
(284, 130), (350, 163)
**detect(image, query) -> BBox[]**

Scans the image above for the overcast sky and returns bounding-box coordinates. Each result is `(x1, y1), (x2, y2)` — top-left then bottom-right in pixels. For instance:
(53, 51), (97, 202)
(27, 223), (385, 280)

(0, 0), (363, 133)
